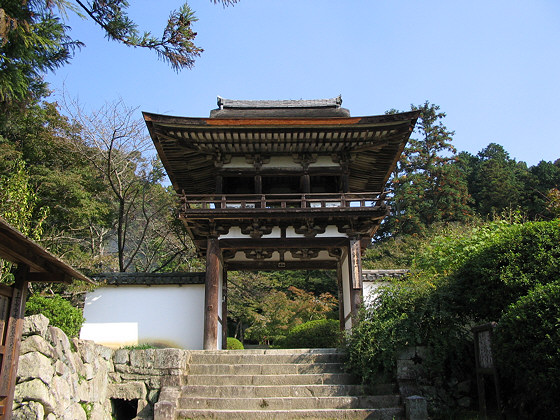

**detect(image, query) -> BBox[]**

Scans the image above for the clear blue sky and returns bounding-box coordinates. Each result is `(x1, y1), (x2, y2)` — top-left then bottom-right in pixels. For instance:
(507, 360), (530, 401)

(46, 1), (560, 167)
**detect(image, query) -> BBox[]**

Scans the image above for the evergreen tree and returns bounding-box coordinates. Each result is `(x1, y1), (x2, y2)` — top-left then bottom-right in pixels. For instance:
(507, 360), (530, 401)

(383, 101), (471, 236)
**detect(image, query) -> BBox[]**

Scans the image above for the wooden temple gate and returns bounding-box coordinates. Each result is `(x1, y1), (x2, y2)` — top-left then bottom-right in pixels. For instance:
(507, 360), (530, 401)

(145, 97), (419, 350)
(0, 218), (91, 418)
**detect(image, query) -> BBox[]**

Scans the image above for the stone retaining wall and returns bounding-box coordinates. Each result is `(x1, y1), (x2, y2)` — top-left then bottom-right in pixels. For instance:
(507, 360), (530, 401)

(14, 314), (189, 420)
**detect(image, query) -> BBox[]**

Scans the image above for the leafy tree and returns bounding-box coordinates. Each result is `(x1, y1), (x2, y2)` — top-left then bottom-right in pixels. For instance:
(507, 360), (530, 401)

(383, 101), (471, 236)
(0, 159), (48, 283)
(467, 143), (527, 216)
(1, 0), (236, 104)
(524, 159), (560, 219)
(63, 98), (197, 272)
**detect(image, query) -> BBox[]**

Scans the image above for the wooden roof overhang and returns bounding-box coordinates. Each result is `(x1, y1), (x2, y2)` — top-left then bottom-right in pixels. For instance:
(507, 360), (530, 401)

(143, 111), (420, 195)
(0, 217), (92, 284)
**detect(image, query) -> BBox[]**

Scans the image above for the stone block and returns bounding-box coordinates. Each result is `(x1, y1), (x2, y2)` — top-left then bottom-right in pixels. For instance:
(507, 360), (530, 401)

(17, 352), (55, 385)
(130, 349), (156, 369)
(20, 335), (56, 358)
(405, 395), (428, 420)
(12, 401), (45, 420)
(107, 381), (147, 400)
(61, 402), (86, 420)
(154, 348), (188, 370)
(14, 379), (56, 413)
(23, 314), (50, 337)
(47, 326), (77, 373)
(73, 339), (96, 364)
(50, 375), (72, 414)
(95, 343), (113, 361)
(154, 401), (176, 420)
(114, 349), (129, 365)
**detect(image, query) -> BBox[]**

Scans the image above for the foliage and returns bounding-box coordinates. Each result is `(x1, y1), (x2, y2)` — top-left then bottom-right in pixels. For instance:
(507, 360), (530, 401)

(0, 0), (81, 104)
(450, 220), (560, 322)
(347, 219), (560, 416)
(382, 102), (471, 237)
(25, 294), (84, 337)
(493, 281), (560, 418)
(345, 275), (472, 387)
(226, 337), (244, 350)
(0, 159), (48, 283)
(241, 285), (337, 346)
(0, 0), (237, 104)
(283, 319), (340, 349)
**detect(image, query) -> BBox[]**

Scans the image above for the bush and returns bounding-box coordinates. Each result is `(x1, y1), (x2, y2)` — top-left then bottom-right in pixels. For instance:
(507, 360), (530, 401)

(283, 319), (340, 349)
(451, 220), (560, 321)
(226, 337), (244, 350)
(25, 294), (84, 338)
(345, 277), (471, 385)
(494, 281), (560, 418)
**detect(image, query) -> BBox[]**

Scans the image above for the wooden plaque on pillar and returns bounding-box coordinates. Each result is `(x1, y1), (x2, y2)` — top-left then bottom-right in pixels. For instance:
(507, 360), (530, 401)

(349, 238), (362, 290)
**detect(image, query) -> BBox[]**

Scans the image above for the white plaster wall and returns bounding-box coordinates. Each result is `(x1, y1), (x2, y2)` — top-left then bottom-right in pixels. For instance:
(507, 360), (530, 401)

(363, 281), (390, 306)
(81, 285), (205, 349)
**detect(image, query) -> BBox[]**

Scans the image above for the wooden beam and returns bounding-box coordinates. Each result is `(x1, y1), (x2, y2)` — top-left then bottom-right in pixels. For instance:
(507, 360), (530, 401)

(0, 264), (29, 419)
(219, 237), (348, 250)
(26, 272), (72, 283)
(225, 260), (337, 271)
(203, 237), (221, 350)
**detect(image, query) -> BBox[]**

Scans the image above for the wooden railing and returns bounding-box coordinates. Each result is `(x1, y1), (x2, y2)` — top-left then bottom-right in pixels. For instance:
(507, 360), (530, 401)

(181, 192), (386, 211)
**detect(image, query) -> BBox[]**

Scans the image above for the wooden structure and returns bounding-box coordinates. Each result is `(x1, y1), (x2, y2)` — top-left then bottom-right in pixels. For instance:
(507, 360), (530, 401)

(0, 217), (91, 418)
(144, 97), (419, 350)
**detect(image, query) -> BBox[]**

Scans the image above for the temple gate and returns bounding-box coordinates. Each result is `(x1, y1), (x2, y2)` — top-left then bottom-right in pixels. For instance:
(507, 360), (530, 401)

(144, 97), (418, 350)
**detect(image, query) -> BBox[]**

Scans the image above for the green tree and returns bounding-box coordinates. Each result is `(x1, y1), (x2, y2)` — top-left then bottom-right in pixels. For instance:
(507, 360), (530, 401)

(1, 0), (235, 104)
(384, 101), (471, 236)
(467, 143), (527, 216)
(0, 159), (48, 282)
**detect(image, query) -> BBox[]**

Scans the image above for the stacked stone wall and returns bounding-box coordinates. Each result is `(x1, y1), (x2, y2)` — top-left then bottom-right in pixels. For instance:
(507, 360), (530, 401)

(14, 314), (188, 420)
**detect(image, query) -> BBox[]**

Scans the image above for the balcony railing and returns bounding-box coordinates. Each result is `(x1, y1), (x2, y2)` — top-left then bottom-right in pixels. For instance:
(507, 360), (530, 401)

(180, 192), (386, 212)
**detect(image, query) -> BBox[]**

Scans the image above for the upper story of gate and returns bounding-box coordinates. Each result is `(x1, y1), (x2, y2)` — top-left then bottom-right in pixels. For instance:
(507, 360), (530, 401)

(143, 97), (419, 247)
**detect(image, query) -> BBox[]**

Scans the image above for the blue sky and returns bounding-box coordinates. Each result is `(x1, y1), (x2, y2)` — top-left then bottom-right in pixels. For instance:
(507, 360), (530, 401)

(46, 1), (560, 167)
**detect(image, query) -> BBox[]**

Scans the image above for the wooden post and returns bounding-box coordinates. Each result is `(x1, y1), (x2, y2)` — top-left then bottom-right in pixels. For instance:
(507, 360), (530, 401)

(348, 237), (363, 325)
(0, 264), (29, 419)
(221, 269), (228, 350)
(336, 262), (345, 332)
(204, 238), (221, 350)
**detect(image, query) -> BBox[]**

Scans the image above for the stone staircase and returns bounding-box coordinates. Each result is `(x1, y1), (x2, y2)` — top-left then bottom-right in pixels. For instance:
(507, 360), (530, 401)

(154, 348), (404, 419)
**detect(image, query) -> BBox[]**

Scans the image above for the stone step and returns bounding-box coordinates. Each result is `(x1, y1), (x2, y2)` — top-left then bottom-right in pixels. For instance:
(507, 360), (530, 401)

(179, 384), (394, 398)
(188, 351), (344, 365)
(178, 395), (402, 410)
(188, 362), (345, 375)
(185, 373), (357, 386)
(175, 407), (405, 419)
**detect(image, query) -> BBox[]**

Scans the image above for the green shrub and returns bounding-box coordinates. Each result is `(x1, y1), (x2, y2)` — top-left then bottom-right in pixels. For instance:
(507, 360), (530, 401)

(494, 281), (560, 418)
(284, 319), (340, 349)
(226, 337), (244, 350)
(345, 276), (472, 385)
(451, 220), (560, 321)
(25, 294), (84, 338)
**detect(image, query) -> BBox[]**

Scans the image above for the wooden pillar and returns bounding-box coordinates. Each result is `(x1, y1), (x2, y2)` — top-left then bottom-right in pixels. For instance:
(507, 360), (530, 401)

(221, 269), (228, 350)
(0, 264), (29, 419)
(255, 175), (262, 195)
(348, 237), (363, 325)
(204, 237), (221, 350)
(302, 174), (311, 194)
(336, 262), (345, 332)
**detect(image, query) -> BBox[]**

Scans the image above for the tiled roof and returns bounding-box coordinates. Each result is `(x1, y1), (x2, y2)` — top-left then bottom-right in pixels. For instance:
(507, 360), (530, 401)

(93, 272), (206, 286)
(217, 96), (343, 109)
(362, 269), (409, 282)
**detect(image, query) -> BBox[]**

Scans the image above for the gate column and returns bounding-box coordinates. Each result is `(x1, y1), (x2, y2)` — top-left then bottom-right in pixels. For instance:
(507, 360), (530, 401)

(204, 237), (221, 350)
